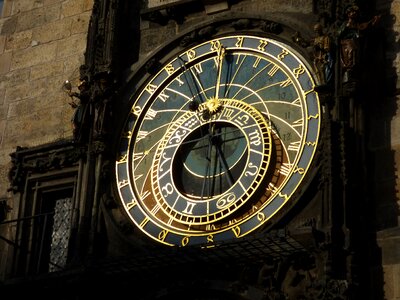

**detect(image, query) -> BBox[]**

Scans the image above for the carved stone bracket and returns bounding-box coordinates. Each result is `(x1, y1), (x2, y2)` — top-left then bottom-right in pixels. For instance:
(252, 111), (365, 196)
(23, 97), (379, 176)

(179, 18), (282, 48)
(8, 141), (83, 194)
(142, 5), (186, 25)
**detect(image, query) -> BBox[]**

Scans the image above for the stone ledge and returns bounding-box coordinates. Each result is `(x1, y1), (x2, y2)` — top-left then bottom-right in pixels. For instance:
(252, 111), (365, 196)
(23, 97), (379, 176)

(377, 226), (400, 265)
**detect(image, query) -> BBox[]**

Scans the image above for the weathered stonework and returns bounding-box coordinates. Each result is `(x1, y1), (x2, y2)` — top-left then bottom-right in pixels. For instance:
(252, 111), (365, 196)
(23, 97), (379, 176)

(0, 0), (92, 201)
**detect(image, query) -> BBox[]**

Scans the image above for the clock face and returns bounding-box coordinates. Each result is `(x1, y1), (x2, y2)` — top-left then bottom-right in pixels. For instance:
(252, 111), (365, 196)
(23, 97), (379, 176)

(115, 34), (321, 246)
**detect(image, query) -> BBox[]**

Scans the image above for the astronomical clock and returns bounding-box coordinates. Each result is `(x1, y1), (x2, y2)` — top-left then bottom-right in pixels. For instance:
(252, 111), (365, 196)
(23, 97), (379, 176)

(114, 32), (321, 247)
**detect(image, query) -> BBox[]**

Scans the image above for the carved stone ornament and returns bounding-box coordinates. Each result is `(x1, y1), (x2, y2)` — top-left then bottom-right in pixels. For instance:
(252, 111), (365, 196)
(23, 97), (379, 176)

(8, 141), (83, 193)
(179, 18), (283, 48)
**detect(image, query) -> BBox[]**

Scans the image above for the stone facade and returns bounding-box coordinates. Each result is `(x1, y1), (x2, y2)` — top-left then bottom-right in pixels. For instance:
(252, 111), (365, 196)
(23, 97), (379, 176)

(0, 0), (399, 299)
(0, 0), (92, 282)
(0, 0), (92, 195)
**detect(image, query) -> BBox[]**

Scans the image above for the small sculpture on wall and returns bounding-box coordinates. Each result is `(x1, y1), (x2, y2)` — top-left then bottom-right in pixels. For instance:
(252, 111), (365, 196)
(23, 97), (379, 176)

(338, 5), (381, 84)
(312, 23), (334, 86)
(63, 77), (90, 142)
(292, 23), (334, 88)
(337, 4), (381, 129)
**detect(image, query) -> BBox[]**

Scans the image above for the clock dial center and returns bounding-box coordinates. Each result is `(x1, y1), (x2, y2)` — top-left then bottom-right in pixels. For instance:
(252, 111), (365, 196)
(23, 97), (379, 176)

(151, 99), (273, 222)
(173, 121), (248, 199)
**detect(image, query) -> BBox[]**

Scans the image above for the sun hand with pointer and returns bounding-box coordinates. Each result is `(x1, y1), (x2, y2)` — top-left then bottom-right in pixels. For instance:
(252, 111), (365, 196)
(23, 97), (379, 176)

(204, 45), (226, 117)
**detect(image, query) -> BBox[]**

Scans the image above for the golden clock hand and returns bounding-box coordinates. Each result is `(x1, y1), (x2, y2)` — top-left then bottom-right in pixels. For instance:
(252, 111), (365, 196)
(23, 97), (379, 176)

(180, 127), (244, 147)
(203, 47), (226, 117)
(214, 136), (235, 187)
(214, 46), (226, 100)
(202, 122), (232, 198)
(201, 128), (214, 199)
(207, 125), (235, 195)
(177, 57), (207, 104)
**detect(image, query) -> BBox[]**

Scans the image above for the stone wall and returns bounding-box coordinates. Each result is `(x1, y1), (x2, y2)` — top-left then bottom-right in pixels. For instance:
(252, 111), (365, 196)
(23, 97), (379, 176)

(0, 0), (92, 197)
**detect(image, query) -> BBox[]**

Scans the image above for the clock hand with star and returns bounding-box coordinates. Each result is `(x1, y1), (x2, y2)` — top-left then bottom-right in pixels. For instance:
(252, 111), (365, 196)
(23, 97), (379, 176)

(214, 46), (226, 101)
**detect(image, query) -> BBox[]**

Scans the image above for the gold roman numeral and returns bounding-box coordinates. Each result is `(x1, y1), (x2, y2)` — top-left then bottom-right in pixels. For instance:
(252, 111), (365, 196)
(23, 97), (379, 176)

(144, 108), (157, 120)
(158, 91), (169, 102)
(268, 65), (279, 77)
(193, 63), (203, 74)
(183, 201), (196, 214)
(288, 141), (301, 152)
(136, 130), (148, 142)
(280, 78), (292, 87)
(253, 57), (261, 68)
(279, 162), (292, 176)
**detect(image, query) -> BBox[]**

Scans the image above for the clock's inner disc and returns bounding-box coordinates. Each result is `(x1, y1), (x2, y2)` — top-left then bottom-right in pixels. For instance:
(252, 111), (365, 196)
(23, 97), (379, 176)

(173, 122), (248, 199)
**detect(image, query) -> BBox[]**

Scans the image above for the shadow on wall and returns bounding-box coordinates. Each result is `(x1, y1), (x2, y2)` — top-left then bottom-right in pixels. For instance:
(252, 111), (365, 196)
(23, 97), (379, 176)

(361, 0), (399, 232)
(117, 1), (142, 74)
(361, 0), (399, 299)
